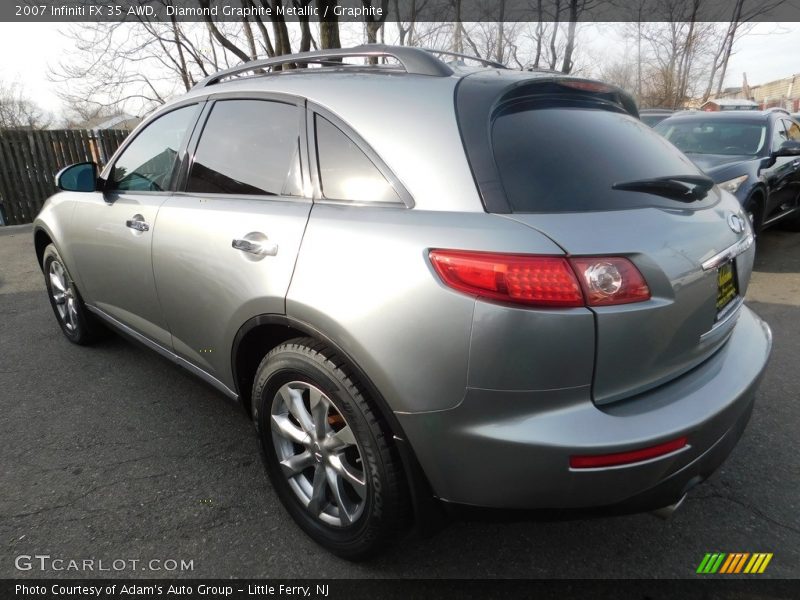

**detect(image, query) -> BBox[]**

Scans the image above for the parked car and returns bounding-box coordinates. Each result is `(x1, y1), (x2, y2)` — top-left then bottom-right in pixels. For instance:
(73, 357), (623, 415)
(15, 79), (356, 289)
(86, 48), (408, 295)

(655, 109), (800, 231)
(33, 45), (771, 559)
(639, 108), (674, 127)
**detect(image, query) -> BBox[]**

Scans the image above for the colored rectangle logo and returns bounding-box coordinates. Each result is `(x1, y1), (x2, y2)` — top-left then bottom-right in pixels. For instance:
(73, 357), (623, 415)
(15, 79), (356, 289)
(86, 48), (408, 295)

(697, 553), (773, 574)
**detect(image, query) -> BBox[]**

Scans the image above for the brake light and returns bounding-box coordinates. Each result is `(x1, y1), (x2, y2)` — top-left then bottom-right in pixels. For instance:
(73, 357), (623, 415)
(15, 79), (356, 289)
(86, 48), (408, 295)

(428, 250), (583, 307)
(429, 250), (650, 308)
(559, 80), (615, 93)
(569, 437), (688, 469)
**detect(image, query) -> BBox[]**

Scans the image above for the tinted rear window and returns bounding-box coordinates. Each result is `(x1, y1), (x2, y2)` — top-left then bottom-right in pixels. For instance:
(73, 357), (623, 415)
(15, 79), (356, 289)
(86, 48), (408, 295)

(188, 100), (302, 197)
(492, 107), (708, 213)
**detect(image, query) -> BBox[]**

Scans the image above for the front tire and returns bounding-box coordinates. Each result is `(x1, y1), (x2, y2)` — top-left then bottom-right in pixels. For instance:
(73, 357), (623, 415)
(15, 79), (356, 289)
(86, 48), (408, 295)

(252, 338), (410, 559)
(744, 194), (764, 234)
(42, 244), (106, 345)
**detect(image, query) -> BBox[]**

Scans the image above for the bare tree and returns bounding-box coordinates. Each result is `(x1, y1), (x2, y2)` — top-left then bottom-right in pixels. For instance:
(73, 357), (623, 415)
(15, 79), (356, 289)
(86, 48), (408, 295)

(611, 0), (726, 108)
(702, 0), (786, 102)
(49, 0), (352, 117)
(0, 81), (51, 129)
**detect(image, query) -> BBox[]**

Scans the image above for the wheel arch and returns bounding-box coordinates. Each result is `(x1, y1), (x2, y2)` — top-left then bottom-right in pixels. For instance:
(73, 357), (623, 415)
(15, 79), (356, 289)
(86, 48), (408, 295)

(33, 226), (54, 272)
(231, 313), (445, 532)
(748, 184), (767, 203)
(232, 314), (406, 438)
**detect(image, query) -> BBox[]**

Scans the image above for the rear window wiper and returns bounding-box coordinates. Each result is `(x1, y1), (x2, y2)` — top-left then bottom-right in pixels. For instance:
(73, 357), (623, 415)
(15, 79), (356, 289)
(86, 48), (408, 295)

(612, 175), (715, 202)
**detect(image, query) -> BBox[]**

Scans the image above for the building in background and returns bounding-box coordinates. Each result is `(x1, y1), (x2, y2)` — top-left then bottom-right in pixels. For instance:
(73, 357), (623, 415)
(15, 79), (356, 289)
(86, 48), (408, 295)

(700, 98), (759, 111)
(715, 73), (800, 111)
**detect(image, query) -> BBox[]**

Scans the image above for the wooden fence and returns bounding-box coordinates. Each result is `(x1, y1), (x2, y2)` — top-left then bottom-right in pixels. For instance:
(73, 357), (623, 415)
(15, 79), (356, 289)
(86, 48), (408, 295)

(0, 129), (129, 225)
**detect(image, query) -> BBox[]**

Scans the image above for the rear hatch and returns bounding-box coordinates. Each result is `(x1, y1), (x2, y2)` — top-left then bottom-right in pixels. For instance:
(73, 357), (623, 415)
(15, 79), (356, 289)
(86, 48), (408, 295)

(457, 72), (755, 404)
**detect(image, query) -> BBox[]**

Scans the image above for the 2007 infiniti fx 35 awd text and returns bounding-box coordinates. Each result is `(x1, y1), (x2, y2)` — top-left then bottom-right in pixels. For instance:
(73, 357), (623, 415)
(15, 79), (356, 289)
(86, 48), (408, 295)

(33, 45), (772, 559)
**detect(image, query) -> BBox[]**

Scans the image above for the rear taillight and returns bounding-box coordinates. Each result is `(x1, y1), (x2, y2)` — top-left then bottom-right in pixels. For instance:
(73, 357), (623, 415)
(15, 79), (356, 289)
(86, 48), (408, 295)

(429, 250), (583, 307)
(429, 250), (650, 308)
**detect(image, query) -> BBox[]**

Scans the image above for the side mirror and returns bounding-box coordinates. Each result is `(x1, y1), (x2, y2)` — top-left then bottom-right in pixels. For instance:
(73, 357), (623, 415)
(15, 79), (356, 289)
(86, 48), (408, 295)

(773, 140), (800, 157)
(56, 162), (98, 192)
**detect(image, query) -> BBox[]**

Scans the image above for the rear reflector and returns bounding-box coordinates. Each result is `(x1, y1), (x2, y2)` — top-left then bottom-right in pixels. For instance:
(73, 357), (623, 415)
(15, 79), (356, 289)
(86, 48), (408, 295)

(429, 250), (650, 308)
(428, 250), (584, 307)
(569, 437), (688, 469)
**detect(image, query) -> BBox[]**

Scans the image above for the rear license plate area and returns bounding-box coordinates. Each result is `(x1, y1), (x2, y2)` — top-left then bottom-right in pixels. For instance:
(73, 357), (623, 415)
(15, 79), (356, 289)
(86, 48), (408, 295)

(716, 260), (739, 319)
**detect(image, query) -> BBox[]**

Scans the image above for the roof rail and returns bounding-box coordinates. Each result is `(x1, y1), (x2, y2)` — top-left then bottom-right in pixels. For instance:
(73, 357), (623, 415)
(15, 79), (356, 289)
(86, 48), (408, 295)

(193, 44), (454, 89)
(420, 48), (506, 69)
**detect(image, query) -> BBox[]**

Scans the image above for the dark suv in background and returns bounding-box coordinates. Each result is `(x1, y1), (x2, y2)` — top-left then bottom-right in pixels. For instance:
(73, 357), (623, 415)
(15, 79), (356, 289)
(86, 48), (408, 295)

(639, 108), (674, 127)
(655, 109), (800, 231)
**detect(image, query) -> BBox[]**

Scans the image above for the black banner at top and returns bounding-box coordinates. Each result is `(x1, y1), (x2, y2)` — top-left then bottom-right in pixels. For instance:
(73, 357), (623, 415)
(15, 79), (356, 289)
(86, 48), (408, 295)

(3, 0), (800, 23)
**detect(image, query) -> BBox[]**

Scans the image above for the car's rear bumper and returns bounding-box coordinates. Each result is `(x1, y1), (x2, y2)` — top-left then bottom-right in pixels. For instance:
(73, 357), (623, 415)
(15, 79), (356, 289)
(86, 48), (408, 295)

(397, 305), (771, 510)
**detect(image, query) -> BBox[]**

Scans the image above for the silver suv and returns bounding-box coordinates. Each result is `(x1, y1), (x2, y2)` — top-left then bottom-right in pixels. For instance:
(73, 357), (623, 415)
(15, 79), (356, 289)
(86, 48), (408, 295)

(34, 45), (772, 559)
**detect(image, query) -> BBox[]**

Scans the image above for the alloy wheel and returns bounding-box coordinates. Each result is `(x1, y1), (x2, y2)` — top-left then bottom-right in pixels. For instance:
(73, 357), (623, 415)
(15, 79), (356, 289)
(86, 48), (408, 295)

(270, 381), (367, 527)
(49, 260), (78, 333)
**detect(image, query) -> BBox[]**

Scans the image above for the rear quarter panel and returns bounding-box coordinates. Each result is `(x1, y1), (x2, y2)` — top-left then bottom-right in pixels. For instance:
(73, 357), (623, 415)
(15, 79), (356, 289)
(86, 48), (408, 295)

(287, 205), (585, 414)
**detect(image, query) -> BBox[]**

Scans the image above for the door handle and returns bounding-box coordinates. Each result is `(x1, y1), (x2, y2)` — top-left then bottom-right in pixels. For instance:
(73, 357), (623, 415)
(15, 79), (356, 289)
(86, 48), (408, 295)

(232, 235), (278, 257)
(125, 214), (150, 232)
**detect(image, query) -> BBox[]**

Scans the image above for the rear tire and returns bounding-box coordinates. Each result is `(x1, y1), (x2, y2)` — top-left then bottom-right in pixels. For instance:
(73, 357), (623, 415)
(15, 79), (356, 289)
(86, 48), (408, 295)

(42, 244), (107, 345)
(252, 337), (410, 560)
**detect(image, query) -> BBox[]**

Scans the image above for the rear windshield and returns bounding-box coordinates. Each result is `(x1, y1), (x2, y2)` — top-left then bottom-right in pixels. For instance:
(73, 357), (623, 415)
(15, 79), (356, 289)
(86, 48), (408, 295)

(492, 107), (709, 213)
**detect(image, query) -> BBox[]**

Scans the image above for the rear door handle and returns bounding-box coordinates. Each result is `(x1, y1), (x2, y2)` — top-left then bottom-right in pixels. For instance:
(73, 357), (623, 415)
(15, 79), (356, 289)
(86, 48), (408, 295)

(125, 214), (150, 232)
(232, 235), (278, 257)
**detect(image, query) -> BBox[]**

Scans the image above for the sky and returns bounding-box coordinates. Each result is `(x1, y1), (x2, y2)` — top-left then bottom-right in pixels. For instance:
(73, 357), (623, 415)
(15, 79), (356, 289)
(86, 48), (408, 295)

(0, 21), (798, 119)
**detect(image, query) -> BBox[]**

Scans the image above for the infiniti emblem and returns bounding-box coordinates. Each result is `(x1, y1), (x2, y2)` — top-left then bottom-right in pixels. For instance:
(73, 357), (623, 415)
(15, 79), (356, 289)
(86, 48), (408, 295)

(728, 213), (745, 234)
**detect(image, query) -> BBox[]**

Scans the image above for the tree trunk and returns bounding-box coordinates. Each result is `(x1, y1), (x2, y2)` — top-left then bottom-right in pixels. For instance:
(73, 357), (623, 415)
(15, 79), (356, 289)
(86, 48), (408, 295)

(548, 0), (561, 70)
(317, 0), (341, 49)
(242, 16), (259, 60)
(496, 0), (506, 64)
(560, 0), (578, 74)
(715, 0), (744, 98)
(533, 0), (544, 68)
(453, 0), (463, 53)
(169, 17), (192, 90)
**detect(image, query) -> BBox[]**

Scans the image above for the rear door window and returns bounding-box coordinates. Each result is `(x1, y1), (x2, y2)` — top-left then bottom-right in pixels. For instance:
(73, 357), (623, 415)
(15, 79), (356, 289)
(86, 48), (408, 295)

(771, 119), (789, 149)
(492, 107), (709, 213)
(783, 119), (800, 141)
(188, 100), (303, 197)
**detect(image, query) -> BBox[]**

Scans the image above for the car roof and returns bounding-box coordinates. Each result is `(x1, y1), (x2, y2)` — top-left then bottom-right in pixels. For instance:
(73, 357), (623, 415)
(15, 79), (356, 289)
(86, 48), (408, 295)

(657, 110), (779, 124)
(142, 46), (638, 212)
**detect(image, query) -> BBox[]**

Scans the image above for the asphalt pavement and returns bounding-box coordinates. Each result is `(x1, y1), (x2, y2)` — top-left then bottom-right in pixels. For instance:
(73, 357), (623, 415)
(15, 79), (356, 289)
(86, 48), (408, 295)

(1, 223), (798, 579)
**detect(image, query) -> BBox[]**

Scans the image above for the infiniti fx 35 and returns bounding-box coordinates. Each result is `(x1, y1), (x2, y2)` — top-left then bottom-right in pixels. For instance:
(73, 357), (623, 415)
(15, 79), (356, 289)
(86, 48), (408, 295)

(33, 45), (772, 559)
